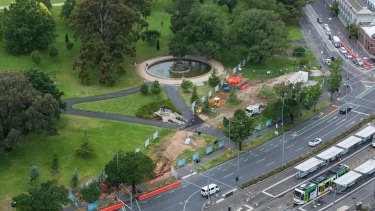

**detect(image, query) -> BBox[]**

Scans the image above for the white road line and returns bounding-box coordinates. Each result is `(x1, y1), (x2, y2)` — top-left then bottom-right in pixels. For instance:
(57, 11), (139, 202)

(256, 158), (265, 163)
(182, 172), (197, 179)
(304, 117), (345, 140)
(296, 147), (304, 151)
(244, 204), (254, 211)
(286, 144), (295, 149)
(327, 116), (337, 123)
(261, 190), (275, 197)
(346, 121), (356, 128)
(266, 161), (275, 167)
(262, 173), (297, 193)
(236, 208), (242, 211)
(223, 172), (234, 178)
(352, 110), (370, 116)
(216, 198), (224, 203)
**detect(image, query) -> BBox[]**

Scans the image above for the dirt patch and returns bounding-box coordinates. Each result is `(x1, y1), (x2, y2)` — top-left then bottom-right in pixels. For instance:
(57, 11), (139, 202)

(152, 130), (206, 175)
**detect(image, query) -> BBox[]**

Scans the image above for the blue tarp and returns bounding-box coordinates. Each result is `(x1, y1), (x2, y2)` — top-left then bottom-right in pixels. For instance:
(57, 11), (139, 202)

(265, 119), (272, 127)
(192, 153), (199, 161)
(178, 159), (186, 167)
(254, 124), (261, 131)
(205, 146), (213, 155)
(87, 202), (97, 211)
(68, 191), (75, 203)
(217, 140), (224, 149)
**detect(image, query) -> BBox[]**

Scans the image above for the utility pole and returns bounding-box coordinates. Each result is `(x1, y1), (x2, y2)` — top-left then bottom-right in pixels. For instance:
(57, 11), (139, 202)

(281, 95), (285, 166)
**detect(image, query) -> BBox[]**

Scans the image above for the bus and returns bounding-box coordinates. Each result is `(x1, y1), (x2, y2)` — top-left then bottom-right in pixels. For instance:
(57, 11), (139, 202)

(332, 36), (341, 48)
(293, 164), (349, 205)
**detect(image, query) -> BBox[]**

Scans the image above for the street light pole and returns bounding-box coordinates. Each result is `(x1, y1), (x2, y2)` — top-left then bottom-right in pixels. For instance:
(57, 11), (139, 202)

(281, 95), (285, 166)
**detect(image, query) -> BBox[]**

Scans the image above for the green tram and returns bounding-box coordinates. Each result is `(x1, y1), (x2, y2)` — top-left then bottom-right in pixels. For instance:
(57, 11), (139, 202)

(293, 164), (349, 204)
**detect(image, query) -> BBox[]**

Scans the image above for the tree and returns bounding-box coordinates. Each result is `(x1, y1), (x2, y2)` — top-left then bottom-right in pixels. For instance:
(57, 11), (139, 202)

(1, 0), (56, 54)
(51, 154), (59, 173)
(31, 50), (41, 65)
(105, 152), (156, 194)
(80, 182), (101, 203)
(223, 109), (253, 151)
(331, 1), (339, 16)
(140, 83), (149, 95)
(201, 100), (210, 114)
(245, 0), (289, 24)
(37, 0), (52, 9)
(169, 0), (198, 33)
(169, 5), (226, 59)
(66, 41), (74, 50)
(30, 165), (40, 183)
(156, 40), (160, 51)
(0, 71), (59, 152)
(141, 30), (161, 45)
(71, 168), (79, 189)
(306, 84), (323, 111)
(24, 67), (66, 113)
(328, 60), (343, 101)
(230, 9), (287, 64)
(49, 45), (59, 58)
(208, 69), (220, 87)
(76, 132), (94, 158)
(293, 46), (305, 57)
(65, 33), (69, 43)
(181, 80), (193, 92)
(348, 23), (358, 39)
(216, 0), (238, 13)
(70, 0), (146, 85)
(150, 80), (162, 97)
(60, 0), (76, 20)
(191, 86), (199, 104)
(12, 180), (69, 211)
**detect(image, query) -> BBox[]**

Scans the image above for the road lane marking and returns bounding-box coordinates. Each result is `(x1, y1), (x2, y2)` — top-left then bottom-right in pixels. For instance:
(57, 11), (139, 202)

(266, 161), (275, 167)
(346, 121), (356, 128)
(182, 172), (197, 179)
(216, 198), (224, 203)
(296, 147), (304, 151)
(223, 172), (234, 178)
(256, 158), (265, 163)
(286, 144), (295, 149)
(327, 116), (337, 123)
(352, 110), (369, 116)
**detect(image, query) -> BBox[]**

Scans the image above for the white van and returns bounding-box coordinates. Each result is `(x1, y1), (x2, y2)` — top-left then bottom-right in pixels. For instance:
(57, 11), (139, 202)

(323, 24), (331, 35)
(201, 184), (220, 198)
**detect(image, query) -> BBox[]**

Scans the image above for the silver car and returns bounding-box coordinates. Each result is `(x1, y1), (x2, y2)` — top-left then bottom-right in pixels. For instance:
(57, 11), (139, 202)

(339, 47), (347, 54)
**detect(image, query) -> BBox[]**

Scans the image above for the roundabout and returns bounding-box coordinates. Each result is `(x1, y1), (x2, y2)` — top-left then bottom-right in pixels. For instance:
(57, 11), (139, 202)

(136, 55), (225, 85)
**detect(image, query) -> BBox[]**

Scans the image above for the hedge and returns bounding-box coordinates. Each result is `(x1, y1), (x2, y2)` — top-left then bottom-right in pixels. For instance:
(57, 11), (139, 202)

(136, 100), (179, 119)
(239, 115), (375, 189)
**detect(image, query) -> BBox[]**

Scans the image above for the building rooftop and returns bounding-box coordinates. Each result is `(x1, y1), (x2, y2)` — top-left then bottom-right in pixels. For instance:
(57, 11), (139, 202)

(347, 0), (365, 12)
(361, 25), (375, 38)
(357, 7), (374, 15)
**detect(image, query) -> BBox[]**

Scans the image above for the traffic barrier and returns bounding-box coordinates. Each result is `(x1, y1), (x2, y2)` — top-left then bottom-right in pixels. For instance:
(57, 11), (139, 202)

(224, 190), (234, 197)
(100, 202), (124, 211)
(138, 181), (182, 200)
(339, 40), (372, 68)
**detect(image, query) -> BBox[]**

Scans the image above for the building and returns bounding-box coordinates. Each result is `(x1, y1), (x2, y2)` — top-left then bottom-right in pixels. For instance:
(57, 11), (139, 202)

(337, 0), (375, 25)
(364, 0), (375, 11)
(358, 20), (375, 55)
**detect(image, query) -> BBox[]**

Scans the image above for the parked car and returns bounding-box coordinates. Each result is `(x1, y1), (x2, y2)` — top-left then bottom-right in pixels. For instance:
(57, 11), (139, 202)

(309, 138), (323, 147)
(201, 184), (220, 198)
(325, 58), (332, 66)
(339, 47), (347, 54)
(317, 17), (323, 24)
(352, 58), (364, 66)
(344, 53), (352, 59)
(339, 105), (353, 114)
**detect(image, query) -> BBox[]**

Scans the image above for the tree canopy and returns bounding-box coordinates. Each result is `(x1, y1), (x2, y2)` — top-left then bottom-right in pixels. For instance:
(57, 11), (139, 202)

(0, 71), (59, 152)
(105, 152), (156, 194)
(327, 59), (343, 101)
(169, 0), (198, 33)
(224, 109), (253, 150)
(70, 0), (145, 85)
(12, 180), (69, 211)
(230, 9), (287, 64)
(1, 0), (56, 54)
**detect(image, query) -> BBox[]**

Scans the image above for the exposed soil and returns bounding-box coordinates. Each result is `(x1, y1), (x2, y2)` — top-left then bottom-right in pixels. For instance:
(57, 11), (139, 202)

(152, 130), (206, 175)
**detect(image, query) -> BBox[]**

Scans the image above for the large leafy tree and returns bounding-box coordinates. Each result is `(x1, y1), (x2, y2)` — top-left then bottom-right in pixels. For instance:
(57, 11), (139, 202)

(23, 67), (66, 115)
(230, 9), (287, 64)
(215, 0), (238, 13)
(12, 180), (69, 211)
(328, 60), (343, 101)
(70, 0), (141, 85)
(1, 0), (56, 54)
(276, 0), (307, 24)
(169, 0), (198, 33)
(80, 182), (101, 203)
(105, 152), (156, 194)
(224, 109), (253, 151)
(306, 84), (323, 111)
(0, 71), (59, 152)
(169, 5), (226, 59)
(60, 0), (76, 20)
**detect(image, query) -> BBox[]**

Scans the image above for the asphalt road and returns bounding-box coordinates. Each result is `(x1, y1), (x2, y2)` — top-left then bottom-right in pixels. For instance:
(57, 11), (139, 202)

(124, 2), (375, 210)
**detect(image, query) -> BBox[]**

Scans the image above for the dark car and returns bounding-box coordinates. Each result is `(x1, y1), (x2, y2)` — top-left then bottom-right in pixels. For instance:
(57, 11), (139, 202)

(339, 106), (353, 114)
(317, 17), (323, 24)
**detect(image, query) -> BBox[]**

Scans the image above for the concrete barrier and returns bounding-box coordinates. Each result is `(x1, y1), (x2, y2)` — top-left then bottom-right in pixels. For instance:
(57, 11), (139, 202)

(138, 181), (182, 200)
(99, 202), (124, 211)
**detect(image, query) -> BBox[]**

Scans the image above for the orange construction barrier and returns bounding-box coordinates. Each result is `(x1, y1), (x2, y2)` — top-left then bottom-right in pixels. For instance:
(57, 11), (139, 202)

(339, 40), (372, 68)
(138, 181), (182, 201)
(227, 75), (242, 85)
(240, 84), (250, 90)
(100, 202), (124, 211)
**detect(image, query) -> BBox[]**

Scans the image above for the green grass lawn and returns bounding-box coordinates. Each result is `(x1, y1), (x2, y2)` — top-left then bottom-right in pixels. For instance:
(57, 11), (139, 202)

(287, 25), (304, 41)
(0, 0), (62, 6)
(179, 85), (213, 106)
(0, 115), (168, 209)
(73, 91), (169, 117)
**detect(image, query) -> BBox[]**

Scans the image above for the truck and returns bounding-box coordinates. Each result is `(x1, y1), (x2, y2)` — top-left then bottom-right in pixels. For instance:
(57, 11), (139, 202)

(245, 103), (265, 117)
(332, 36), (341, 48)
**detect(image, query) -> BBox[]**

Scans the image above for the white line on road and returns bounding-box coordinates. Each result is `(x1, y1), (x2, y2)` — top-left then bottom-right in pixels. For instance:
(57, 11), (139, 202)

(286, 144), (295, 149)
(327, 116), (337, 123)
(216, 198), (224, 203)
(296, 147), (304, 152)
(223, 172), (234, 178)
(182, 172), (197, 179)
(352, 110), (370, 116)
(256, 158), (265, 163)
(266, 161), (275, 167)
(183, 189), (200, 211)
(346, 121), (356, 128)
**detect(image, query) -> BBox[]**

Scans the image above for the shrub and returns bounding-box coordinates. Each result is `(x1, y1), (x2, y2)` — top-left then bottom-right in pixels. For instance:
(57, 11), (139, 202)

(293, 46), (305, 57)
(299, 57), (308, 66)
(49, 45), (58, 58)
(76, 132), (94, 158)
(66, 41), (74, 50)
(191, 86), (199, 104)
(208, 69), (220, 87)
(31, 50), (41, 65)
(136, 100), (179, 119)
(140, 83), (149, 95)
(181, 80), (193, 92)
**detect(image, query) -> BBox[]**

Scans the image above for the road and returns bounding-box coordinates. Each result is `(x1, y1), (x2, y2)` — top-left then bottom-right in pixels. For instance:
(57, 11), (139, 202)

(121, 1), (375, 210)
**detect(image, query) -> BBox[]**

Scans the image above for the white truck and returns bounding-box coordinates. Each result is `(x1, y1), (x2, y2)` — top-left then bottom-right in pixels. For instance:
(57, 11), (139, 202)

(245, 103), (265, 117)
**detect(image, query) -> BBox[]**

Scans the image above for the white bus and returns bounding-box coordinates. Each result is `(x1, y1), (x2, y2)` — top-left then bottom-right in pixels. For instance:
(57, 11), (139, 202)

(332, 36), (341, 48)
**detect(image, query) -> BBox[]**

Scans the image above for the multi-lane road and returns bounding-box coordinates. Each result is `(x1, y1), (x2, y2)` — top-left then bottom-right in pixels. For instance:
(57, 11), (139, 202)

(124, 0), (375, 210)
